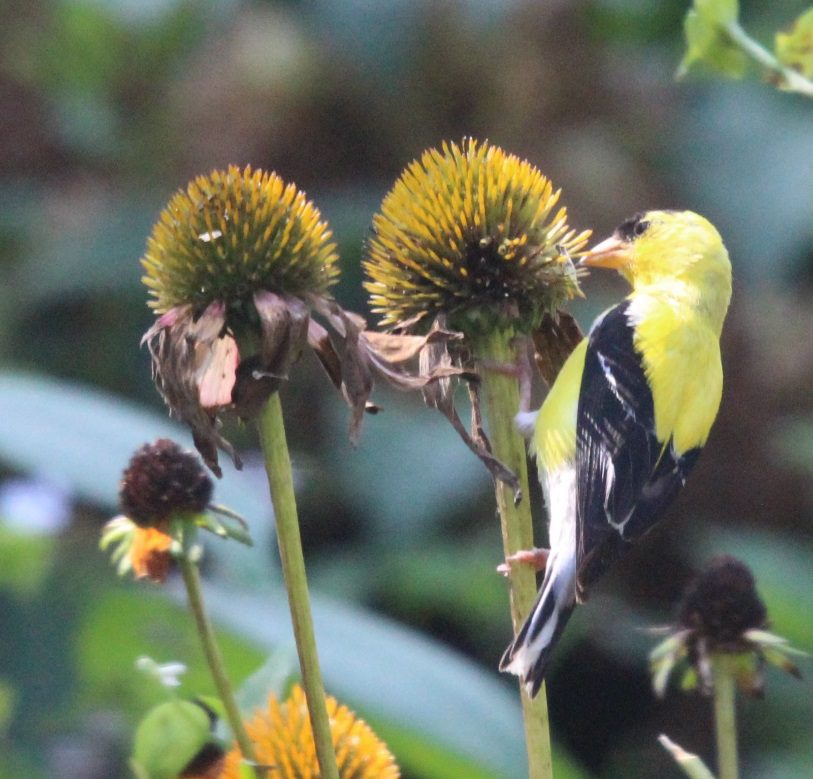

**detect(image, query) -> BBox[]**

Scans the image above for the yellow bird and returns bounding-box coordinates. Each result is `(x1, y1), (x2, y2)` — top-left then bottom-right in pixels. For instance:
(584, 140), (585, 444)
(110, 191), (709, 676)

(501, 210), (732, 697)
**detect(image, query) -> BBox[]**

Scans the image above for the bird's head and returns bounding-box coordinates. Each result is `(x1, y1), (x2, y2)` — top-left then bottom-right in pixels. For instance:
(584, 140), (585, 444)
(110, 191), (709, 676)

(581, 210), (732, 328)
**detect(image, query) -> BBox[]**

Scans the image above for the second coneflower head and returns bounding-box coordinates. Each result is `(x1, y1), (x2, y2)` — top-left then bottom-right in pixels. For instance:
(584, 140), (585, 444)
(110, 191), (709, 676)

(362, 140), (590, 487)
(364, 138), (590, 337)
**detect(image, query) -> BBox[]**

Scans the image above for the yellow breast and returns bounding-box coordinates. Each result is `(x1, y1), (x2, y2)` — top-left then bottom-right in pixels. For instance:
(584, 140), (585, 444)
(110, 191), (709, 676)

(629, 293), (723, 454)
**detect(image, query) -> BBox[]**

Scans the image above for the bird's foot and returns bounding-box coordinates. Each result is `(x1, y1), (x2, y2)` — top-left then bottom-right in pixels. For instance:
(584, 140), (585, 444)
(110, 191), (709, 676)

(497, 547), (550, 577)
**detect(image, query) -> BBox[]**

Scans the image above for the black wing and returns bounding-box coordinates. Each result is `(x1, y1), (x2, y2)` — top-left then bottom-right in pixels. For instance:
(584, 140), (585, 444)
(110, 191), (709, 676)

(575, 302), (700, 600)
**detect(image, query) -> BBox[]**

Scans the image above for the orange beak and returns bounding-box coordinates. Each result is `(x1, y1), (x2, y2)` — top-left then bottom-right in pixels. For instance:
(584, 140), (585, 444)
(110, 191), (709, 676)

(579, 235), (632, 269)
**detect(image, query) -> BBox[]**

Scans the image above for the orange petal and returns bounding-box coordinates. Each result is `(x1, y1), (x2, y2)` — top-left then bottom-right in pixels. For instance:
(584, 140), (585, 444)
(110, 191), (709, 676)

(130, 527), (173, 583)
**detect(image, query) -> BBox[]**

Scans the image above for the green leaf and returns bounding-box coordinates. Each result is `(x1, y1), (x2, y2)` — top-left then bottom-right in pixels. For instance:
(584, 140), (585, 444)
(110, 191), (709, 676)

(695, 0), (739, 25)
(76, 588), (264, 716)
(0, 679), (15, 738)
(234, 649), (297, 717)
(679, 3), (747, 79)
(775, 8), (813, 79)
(131, 700), (211, 779)
(203, 583), (528, 779)
(0, 527), (55, 596)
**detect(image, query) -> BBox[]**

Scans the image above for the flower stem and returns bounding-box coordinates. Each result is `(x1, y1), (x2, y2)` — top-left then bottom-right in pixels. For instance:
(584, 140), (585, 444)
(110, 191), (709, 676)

(478, 327), (554, 779)
(178, 553), (260, 777)
(724, 21), (813, 98)
(257, 392), (339, 779)
(712, 655), (739, 779)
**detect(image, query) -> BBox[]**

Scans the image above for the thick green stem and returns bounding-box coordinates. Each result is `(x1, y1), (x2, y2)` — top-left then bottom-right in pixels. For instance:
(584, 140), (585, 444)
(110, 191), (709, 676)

(712, 655), (739, 779)
(724, 21), (813, 98)
(178, 554), (260, 777)
(257, 392), (339, 779)
(478, 327), (554, 779)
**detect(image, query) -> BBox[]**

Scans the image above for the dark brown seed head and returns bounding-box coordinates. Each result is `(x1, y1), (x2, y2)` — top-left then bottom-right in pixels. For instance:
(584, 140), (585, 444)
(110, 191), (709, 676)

(679, 555), (768, 648)
(119, 439), (213, 527)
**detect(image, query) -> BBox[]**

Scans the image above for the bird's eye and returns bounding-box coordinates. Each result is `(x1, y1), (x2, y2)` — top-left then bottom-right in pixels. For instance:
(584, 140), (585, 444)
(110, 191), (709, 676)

(633, 220), (650, 237)
(615, 212), (649, 242)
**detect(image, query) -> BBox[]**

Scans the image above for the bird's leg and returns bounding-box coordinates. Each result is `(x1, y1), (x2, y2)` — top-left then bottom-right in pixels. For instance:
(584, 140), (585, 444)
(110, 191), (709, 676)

(478, 360), (520, 385)
(497, 547), (550, 577)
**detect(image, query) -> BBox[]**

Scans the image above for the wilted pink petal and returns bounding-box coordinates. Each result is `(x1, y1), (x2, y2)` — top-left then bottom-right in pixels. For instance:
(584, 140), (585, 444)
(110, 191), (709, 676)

(197, 335), (239, 408)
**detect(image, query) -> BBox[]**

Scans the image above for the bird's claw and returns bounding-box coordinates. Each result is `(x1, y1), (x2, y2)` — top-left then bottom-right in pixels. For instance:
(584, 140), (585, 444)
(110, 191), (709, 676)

(497, 547), (550, 577)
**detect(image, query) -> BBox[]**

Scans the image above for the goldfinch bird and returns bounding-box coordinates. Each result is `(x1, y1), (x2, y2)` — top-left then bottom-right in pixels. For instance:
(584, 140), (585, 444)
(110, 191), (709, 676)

(500, 210), (732, 697)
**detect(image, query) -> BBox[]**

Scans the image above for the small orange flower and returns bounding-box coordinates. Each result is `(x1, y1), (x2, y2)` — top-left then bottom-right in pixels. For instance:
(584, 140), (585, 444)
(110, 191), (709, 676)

(130, 526), (174, 583)
(221, 685), (400, 779)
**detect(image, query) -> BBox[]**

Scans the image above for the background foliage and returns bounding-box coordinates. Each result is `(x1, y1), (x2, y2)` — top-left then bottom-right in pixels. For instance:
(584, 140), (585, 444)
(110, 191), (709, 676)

(1, 1), (812, 777)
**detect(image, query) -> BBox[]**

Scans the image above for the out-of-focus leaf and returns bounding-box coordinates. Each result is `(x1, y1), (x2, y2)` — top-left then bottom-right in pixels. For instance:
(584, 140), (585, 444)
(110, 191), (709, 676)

(0, 527), (55, 596)
(751, 751), (813, 778)
(324, 390), (485, 539)
(675, 86), (813, 285)
(201, 582), (527, 779)
(0, 679), (15, 738)
(76, 588), (264, 715)
(0, 371), (274, 583)
(131, 700), (211, 779)
(679, 0), (746, 79)
(17, 198), (159, 305)
(234, 649), (296, 718)
(775, 8), (813, 79)
(773, 416), (813, 475)
(351, 535), (511, 635)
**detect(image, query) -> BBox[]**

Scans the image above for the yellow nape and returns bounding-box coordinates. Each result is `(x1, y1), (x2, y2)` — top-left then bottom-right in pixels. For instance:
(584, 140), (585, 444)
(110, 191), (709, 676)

(533, 338), (587, 472)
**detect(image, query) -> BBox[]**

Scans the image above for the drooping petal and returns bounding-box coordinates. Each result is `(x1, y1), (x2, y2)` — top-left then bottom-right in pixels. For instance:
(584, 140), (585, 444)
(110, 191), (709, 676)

(142, 303), (241, 476)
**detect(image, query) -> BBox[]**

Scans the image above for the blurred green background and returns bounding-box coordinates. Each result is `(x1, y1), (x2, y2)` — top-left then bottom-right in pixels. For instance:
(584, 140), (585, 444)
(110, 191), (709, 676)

(1, 1), (812, 777)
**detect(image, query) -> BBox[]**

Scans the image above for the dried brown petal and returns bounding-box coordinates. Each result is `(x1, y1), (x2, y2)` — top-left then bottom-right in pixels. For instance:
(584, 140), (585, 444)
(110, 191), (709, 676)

(142, 303), (242, 476)
(231, 291), (311, 418)
(309, 297), (374, 442)
(307, 318), (343, 391)
(419, 317), (519, 497)
(254, 291), (310, 378)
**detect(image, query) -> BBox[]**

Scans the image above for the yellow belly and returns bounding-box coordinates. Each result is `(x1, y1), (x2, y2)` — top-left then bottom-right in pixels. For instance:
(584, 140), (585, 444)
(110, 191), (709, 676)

(534, 338), (586, 473)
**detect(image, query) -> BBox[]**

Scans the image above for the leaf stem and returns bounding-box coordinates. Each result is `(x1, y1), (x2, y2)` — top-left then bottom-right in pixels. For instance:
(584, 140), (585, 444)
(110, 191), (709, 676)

(712, 654), (739, 779)
(478, 327), (553, 779)
(178, 552), (260, 777)
(257, 392), (339, 779)
(724, 21), (813, 97)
